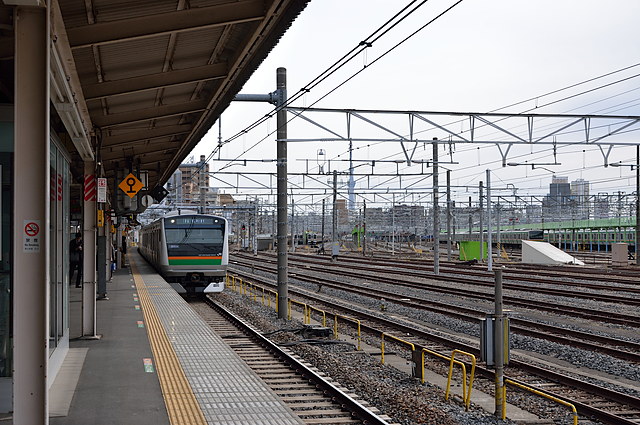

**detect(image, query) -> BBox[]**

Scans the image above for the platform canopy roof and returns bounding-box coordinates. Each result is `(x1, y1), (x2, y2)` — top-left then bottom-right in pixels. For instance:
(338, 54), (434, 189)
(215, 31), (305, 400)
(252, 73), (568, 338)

(1, 0), (309, 193)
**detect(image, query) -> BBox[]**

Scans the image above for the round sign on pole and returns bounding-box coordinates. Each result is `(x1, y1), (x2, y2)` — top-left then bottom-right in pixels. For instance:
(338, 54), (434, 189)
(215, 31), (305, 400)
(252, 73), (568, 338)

(140, 195), (154, 207)
(25, 222), (40, 237)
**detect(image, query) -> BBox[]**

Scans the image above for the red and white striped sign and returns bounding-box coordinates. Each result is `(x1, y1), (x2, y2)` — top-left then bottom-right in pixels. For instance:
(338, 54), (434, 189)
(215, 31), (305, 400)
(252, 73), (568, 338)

(57, 174), (63, 201)
(84, 174), (96, 201)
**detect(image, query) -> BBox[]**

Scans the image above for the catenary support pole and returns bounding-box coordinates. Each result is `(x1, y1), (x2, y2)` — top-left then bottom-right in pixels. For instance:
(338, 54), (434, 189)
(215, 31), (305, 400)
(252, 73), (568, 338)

(468, 196), (472, 238)
(487, 170), (493, 271)
(321, 198), (325, 254)
(479, 181), (484, 262)
(362, 200), (367, 256)
(276, 68), (288, 319)
(291, 196), (295, 253)
(13, 6), (49, 423)
(433, 140), (440, 274)
(636, 145), (639, 265)
(253, 201), (258, 255)
(332, 170), (338, 261)
(446, 170), (452, 261)
(494, 269), (505, 417)
(392, 193), (395, 255)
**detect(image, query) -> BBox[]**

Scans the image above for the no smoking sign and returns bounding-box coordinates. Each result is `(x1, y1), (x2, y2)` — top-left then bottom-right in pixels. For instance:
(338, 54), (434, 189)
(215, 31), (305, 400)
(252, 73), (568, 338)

(23, 220), (41, 253)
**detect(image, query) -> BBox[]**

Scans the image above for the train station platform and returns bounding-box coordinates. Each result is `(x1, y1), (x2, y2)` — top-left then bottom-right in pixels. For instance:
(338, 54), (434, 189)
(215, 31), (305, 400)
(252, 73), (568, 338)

(49, 251), (304, 425)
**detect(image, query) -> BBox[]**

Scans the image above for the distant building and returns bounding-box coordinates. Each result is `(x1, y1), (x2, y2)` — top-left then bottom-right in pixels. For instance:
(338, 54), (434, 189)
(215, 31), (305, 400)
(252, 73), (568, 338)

(178, 155), (210, 204)
(570, 179), (590, 219)
(571, 178), (589, 198)
(549, 176), (570, 199)
(336, 199), (348, 226)
(166, 155), (210, 205)
(218, 193), (235, 206)
(543, 176), (572, 220)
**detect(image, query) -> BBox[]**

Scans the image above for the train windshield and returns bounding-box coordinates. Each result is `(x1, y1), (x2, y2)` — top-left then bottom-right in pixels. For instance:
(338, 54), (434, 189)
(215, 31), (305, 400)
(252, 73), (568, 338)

(165, 228), (223, 244)
(164, 216), (225, 256)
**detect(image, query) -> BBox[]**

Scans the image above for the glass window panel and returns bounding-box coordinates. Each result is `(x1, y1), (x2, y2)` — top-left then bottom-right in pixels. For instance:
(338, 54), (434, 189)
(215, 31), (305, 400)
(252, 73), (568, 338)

(49, 144), (57, 352)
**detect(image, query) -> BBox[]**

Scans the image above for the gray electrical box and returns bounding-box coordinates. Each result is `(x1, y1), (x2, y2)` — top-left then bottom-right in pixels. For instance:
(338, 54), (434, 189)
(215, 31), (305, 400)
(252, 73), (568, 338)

(480, 314), (510, 366)
(331, 241), (340, 257)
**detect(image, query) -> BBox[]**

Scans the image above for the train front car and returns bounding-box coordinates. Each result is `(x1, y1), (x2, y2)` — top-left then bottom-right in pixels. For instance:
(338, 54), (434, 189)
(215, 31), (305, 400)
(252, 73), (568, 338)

(162, 214), (228, 294)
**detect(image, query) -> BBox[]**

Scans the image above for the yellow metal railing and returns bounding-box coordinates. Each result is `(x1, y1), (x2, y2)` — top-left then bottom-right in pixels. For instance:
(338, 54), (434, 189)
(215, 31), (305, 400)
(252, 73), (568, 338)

(288, 299), (308, 322)
(307, 305), (327, 327)
(333, 315), (361, 350)
(380, 333), (414, 365)
(227, 273), (484, 413)
(420, 348), (475, 410)
(446, 350), (476, 410)
(504, 379), (578, 425)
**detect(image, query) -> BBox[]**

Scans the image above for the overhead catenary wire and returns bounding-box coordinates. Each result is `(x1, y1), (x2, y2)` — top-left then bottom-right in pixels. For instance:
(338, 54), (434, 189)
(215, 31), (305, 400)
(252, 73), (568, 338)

(177, 2), (640, 205)
(187, 0), (466, 183)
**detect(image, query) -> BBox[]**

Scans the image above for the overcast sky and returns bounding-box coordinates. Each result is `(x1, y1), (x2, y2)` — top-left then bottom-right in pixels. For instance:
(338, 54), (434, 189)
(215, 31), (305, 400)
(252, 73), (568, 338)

(188, 0), (640, 208)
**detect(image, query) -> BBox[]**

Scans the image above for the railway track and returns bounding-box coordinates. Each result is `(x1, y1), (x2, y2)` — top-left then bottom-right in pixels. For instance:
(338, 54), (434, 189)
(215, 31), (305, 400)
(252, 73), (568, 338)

(188, 298), (396, 425)
(230, 258), (640, 363)
(224, 267), (640, 425)
(359, 252), (640, 286)
(233, 253), (640, 328)
(285, 253), (640, 304)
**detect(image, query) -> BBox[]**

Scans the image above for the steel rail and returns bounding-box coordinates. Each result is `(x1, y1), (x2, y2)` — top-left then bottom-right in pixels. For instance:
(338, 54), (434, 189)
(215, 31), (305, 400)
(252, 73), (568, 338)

(226, 268), (640, 425)
(200, 297), (394, 425)
(234, 253), (640, 327)
(231, 259), (640, 362)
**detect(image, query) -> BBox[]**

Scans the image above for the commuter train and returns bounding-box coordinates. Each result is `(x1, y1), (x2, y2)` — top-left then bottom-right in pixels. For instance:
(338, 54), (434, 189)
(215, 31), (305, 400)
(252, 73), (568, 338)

(138, 212), (229, 294)
(456, 229), (544, 246)
(454, 227), (636, 251)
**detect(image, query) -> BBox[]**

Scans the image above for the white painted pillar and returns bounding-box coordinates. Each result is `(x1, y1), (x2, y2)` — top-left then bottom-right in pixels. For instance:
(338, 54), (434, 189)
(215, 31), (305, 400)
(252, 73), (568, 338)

(82, 162), (98, 337)
(13, 5), (49, 424)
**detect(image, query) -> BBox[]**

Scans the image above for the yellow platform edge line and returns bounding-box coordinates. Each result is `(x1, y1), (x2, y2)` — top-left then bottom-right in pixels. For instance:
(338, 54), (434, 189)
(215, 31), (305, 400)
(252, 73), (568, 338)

(129, 256), (208, 425)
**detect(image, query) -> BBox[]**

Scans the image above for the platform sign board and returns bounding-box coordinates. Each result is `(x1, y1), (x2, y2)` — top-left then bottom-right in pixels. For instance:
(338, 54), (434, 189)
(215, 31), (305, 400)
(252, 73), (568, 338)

(23, 220), (41, 253)
(97, 178), (107, 203)
(118, 173), (144, 199)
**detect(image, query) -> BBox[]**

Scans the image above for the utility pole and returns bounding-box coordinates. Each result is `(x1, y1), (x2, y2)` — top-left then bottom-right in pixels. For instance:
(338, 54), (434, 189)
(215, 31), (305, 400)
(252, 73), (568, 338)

(233, 67), (288, 318)
(392, 193), (395, 256)
(291, 196), (295, 253)
(496, 204), (501, 257)
(479, 181), (484, 262)
(199, 159), (206, 214)
(332, 171), (339, 261)
(321, 198), (326, 255)
(433, 140), (440, 274)
(275, 68), (288, 319)
(487, 170), (493, 271)
(253, 201), (258, 256)
(452, 200), (457, 248)
(468, 196), (472, 237)
(494, 269), (505, 417)
(446, 170), (452, 261)
(363, 200), (367, 256)
(636, 145), (639, 265)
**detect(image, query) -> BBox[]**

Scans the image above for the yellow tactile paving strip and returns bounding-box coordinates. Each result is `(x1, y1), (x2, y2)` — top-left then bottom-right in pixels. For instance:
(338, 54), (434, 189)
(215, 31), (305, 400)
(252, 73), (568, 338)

(129, 257), (208, 425)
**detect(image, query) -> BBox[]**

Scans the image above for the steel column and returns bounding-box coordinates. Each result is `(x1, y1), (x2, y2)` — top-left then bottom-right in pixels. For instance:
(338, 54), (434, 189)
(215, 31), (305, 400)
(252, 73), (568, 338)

(494, 269), (505, 417)
(636, 145), (639, 265)
(83, 161), (98, 336)
(13, 5), (49, 424)
(276, 67), (288, 319)
(432, 141), (439, 274)
(446, 170), (452, 261)
(487, 170), (493, 271)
